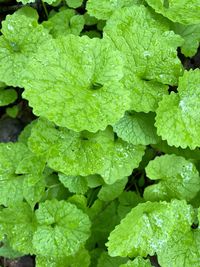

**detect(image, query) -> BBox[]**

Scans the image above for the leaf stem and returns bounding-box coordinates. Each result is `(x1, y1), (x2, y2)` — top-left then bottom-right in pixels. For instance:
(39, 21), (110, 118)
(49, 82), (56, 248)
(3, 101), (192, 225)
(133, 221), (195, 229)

(41, 0), (48, 18)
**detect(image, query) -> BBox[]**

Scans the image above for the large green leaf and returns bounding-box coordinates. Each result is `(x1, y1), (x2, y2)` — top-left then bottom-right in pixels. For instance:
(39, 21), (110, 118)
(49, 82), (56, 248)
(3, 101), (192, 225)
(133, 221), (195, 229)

(104, 5), (183, 86)
(107, 200), (194, 257)
(22, 35), (130, 132)
(28, 118), (145, 184)
(0, 203), (37, 254)
(0, 11), (50, 87)
(33, 199), (91, 257)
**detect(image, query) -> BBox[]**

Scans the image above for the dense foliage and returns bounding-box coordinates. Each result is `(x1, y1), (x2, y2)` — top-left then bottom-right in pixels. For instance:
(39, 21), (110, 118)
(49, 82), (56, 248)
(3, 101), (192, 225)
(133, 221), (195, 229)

(0, 0), (200, 266)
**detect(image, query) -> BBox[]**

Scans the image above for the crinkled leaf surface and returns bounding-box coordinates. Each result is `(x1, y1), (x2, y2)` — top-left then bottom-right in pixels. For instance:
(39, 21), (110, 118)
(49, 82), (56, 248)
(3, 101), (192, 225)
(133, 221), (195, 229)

(155, 69), (200, 149)
(104, 5), (183, 87)
(0, 143), (28, 205)
(28, 118), (111, 176)
(0, 12), (51, 87)
(120, 257), (152, 267)
(0, 88), (17, 106)
(172, 23), (200, 57)
(157, 229), (200, 267)
(58, 174), (89, 194)
(43, 9), (85, 37)
(126, 76), (168, 112)
(33, 199), (91, 257)
(100, 138), (145, 184)
(0, 203), (37, 254)
(144, 154), (200, 201)
(86, 0), (138, 20)
(22, 35), (130, 132)
(145, 0), (200, 25)
(97, 251), (127, 267)
(107, 200), (194, 257)
(28, 118), (145, 184)
(36, 247), (90, 267)
(113, 112), (160, 145)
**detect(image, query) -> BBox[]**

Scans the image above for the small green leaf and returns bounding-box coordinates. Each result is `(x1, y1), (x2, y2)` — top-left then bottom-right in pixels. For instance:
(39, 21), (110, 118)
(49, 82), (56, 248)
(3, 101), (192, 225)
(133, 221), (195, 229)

(113, 112), (160, 145)
(59, 174), (89, 194)
(172, 23), (200, 57)
(43, 9), (84, 37)
(155, 69), (200, 149)
(144, 154), (200, 201)
(98, 177), (128, 202)
(65, 0), (83, 8)
(0, 88), (17, 106)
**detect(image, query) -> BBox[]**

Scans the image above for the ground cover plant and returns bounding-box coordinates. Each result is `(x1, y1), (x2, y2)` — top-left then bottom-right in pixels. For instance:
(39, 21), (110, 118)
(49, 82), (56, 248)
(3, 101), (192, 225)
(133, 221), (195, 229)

(0, 0), (200, 266)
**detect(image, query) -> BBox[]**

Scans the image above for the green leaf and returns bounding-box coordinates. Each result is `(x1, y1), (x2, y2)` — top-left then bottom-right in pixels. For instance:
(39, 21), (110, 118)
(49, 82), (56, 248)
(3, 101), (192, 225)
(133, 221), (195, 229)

(104, 5), (183, 88)
(23, 178), (46, 209)
(107, 200), (194, 257)
(120, 257), (152, 267)
(152, 140), (200, 160)
(86, 0), (140, 20)
(43, 9), (85, 37)
(172, 23), (200, 57)
(117, 192), (144, 220)
(6, 105), (19, 118)
(59, 174), (89, 194)
(84, 13), (98, 26)
(66, 0), (83, 8)
(155, 69), (200, 149)
(157, 230), (200, 267)
(0, 143), (29, 205)
(0, 11), (51, 87)
(100, 138), (145, 184)
(33, 199), (91, 257)
(0, 238), (23, 259)
(36, 247), (90, 267)
(97, 251), (127, 267)
(0, 87), (17, 106)
(22, 35), (130, 132)
(87, 200), (120, 249)
(0, 202), (37, 254)
(144, 154), (200, 201)
(28, 119), (145, 184)
(113, 112), (160, 145)
(145, 0), (200, 25)
(98, 177), (128, 202)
